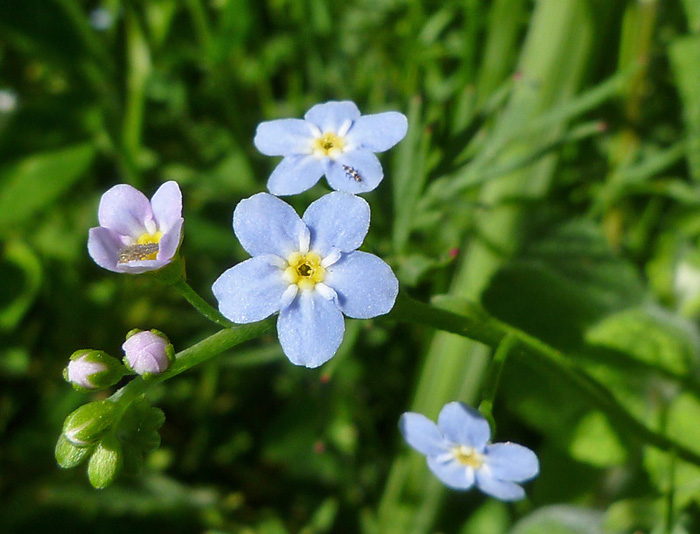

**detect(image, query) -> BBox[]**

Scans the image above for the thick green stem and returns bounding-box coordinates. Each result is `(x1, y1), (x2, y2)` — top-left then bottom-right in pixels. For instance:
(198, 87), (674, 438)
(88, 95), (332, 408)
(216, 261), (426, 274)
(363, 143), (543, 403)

(387, 294), (700, 468)
(173, 279), (233, 328)
(110, 320), (274, 406)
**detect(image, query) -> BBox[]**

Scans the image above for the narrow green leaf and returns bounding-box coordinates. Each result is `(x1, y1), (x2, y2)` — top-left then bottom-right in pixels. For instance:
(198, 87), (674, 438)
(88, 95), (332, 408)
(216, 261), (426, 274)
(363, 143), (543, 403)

(0, 240), (42, 332)
(0, 143), (95, 229)
(669, 36), (700, 181)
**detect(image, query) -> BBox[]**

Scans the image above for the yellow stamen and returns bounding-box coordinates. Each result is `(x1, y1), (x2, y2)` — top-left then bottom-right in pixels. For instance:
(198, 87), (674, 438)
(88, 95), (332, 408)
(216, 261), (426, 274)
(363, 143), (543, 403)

(311, 132), (346, 158)
(452, 446), (484, 469)
(284, 251), (326, 291)
(118, 231), (163, 263)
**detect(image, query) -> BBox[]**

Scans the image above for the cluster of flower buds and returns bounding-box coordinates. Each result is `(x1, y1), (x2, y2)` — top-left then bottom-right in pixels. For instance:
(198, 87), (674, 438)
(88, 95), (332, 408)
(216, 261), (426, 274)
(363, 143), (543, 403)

(58, 330), (173, 487)
(56, 399), (165, 488)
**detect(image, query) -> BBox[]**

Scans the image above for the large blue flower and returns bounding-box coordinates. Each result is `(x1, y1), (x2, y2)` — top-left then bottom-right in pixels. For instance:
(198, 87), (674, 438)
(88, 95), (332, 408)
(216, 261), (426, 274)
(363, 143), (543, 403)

(254, 101), (408, 195)
(399, 402), (539, 501)
(212, 192), (399, 368)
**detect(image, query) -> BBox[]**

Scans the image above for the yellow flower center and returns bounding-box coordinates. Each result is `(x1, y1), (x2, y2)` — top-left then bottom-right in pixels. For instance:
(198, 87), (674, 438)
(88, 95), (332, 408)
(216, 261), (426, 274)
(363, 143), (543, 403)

(452, 446), (484, 469)
(284, 252), (326, 291)
(118, 231), (163, 263)
(311, 132), (346, 158)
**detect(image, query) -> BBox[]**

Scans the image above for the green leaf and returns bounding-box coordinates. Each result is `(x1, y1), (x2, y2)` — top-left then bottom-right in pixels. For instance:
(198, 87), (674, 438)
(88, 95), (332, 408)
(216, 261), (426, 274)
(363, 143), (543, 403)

(603, 498), (665, 534)
(585, 306), (700, 375)
(0, 143), (95, 230)
(460, 500), (510, 534)
(670, 36), (700, 181)
(644, 393), (700, 508)
(569, 411), (627, 467)
(483, 220), (645, 350)
(509, 505), (609, 534)
(682, 0), (700, 32)
(0, 240), (42, 332)
(392, 96), (429, 253)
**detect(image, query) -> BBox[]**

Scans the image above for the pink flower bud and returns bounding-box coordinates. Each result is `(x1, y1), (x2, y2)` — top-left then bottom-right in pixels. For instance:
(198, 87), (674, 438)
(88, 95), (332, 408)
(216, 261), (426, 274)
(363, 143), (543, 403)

(122, 330), (173, 376)
(66, 355), (107, 389)
(64, 350), (124, 390)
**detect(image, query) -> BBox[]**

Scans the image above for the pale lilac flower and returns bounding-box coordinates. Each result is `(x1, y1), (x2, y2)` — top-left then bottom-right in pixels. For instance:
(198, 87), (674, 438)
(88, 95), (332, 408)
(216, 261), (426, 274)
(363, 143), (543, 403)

(212, 192), (399, 368)
(122, 330), (173, 376)
(88, 181), (183, 274)
(400, 402), (539, 501)
(254, 100), (408, 195)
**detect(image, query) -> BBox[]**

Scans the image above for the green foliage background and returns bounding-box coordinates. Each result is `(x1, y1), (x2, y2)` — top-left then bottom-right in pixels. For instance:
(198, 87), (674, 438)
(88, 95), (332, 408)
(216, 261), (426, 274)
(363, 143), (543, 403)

(3, 0), (700, 533)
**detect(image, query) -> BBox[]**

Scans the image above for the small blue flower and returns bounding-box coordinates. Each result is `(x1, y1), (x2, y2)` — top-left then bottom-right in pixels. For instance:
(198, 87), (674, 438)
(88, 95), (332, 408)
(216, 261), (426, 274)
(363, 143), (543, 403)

(212, 192), (399, 368)
(399, 402), (539, 501)
(254, 101), (408, 195)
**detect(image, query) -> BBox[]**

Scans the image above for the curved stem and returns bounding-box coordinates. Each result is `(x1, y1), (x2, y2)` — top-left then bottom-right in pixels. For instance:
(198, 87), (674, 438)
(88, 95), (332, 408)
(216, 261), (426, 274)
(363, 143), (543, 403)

(173, 279), (233, 328)
(387, 292), (700, 468)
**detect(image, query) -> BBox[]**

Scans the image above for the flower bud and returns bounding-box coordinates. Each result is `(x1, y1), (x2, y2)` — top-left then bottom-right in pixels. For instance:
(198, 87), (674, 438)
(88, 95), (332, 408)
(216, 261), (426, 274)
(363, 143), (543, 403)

(62, 400), (117, 447)
(122, 329), (174, 376)
(88, 433), (123, 489)
(64, 349), (125, 390)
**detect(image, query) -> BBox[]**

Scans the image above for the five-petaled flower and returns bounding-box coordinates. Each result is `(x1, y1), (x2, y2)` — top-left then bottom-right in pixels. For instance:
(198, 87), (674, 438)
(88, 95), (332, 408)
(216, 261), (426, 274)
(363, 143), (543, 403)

(88, 181), (184, 274)
(254, 100), (408, 195)
(399, 402), (539, 501)
(212, 192), (399, 368)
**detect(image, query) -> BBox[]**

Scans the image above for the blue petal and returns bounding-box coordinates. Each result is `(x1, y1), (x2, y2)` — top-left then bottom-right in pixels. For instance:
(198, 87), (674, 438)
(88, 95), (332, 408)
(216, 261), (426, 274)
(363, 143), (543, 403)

(267, 155), (326, 196)
(304, 101), (360, 133)
(302, 192), (370, 256)
(437, 402), (491, 450)
(277, 289), (345, 368)
(325, 251), (398, 319)
(484, 443), (539, 483)
(326, 150), (383, 194)
(254, 119), (315, 156)
(475, 470), (526, 501)
(233, 193), (307, 258)
(427, 455), (475, 490)
(399, 412), (448, 456)
(212, 255), (288, 323)
(346, 112), (408, 152)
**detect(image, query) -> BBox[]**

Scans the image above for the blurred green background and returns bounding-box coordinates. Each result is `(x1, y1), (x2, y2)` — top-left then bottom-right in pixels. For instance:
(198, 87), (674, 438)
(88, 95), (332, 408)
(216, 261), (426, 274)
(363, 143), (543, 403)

(4, 0), (700, 533)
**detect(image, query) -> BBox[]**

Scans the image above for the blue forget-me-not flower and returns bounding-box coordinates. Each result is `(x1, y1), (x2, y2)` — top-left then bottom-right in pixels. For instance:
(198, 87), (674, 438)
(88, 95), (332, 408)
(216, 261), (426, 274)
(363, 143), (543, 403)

(88, 181), (184, 274)
(212, 192), (399, 368)
(254, 101), (408, 196)
(400, 402), (539, 501)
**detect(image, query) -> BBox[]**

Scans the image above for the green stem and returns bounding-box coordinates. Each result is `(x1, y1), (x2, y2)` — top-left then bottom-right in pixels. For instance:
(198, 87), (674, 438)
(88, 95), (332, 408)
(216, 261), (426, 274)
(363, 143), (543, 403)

(478, 333), (518, 433)
(387, 292), (700, 468)
(173, 279), (233, 328)
(110, 319), (274, 406)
